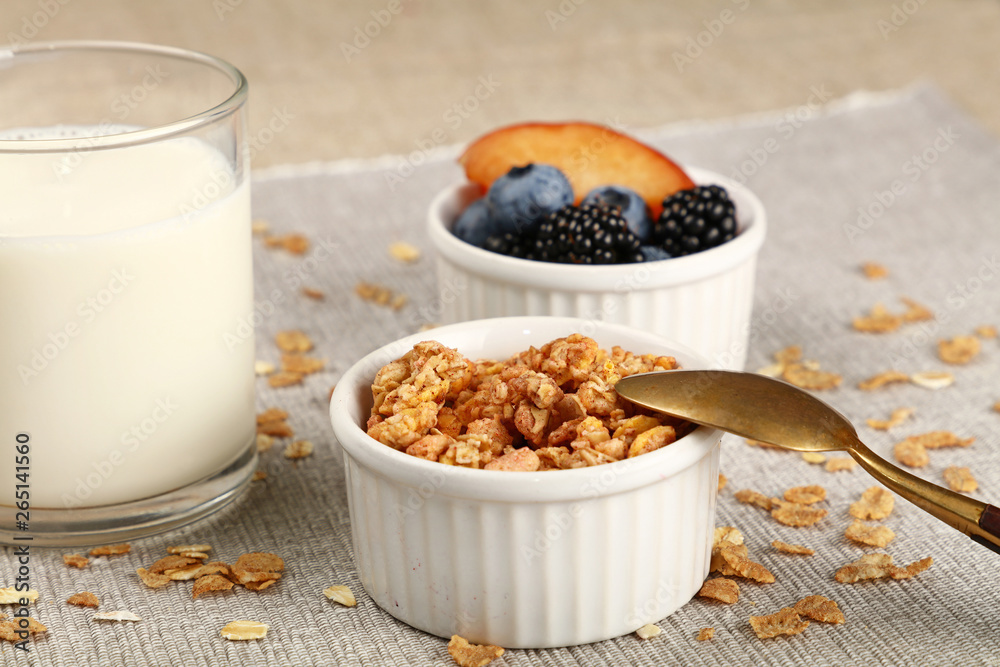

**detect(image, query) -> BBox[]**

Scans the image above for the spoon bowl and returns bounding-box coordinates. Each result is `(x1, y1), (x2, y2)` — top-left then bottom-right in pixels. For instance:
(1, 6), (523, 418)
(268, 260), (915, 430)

(615, 369), (1000, 555)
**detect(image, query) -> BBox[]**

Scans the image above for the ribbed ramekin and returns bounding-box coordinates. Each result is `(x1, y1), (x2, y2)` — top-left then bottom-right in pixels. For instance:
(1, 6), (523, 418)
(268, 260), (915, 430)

(426, 167), (766, 370)
(329, 316), (721, 648)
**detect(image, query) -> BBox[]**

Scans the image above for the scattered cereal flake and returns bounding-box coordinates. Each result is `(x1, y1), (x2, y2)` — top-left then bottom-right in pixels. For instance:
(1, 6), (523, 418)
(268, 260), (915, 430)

(719, 546), (775, 583)
(283, 439), (314, 459)
(771, 499), (828, 527)
(849, 487), (895, 520)
(866, 407), (914, 430)
(748, 607), (809, 639)
(784, 485), (826, 505)
(900, 297), (934, 323)
(782, 362), (842, 390)
(734, 489), (773, 511)
(696, 627), (715, 641)
(244, 580), (279, 592)
(852, 303), (902, 333)
(254, 360), (276, 376)
(168, 544), (212, 555)
(635, 623), (662, 639)
(907, 430), (975, 449)
(772, 540), (814, 555)
(756, 362), (785, 378)
(150, 555), (201, 574)
(167, 564), (215, 581)
(136, 568), (172, 589)
(67, 592), (99, 608)
(697, 577), (740, 604)
(253, 470), (268, 481)
(844, 519), (896, 547)
(447, 635), (504, 667)
(256, 434), (274, 453)
(717, 473), (727, 492)
(232, 553), (284, 587)
(938, 335), (981, 364)
(93, 610), (142, 622)
(793, 595), (845, 624)
(943, 466), (978, 493)
(0, 616), (46, 642)
(994, 400), (1000, 413)
(894, 439), (928, 467)
(220, 620), (268, 641)
(714, 526), (744, 547)
(63, 553), (89, 568)
(890, 556), (933, 579)
(802, 452), (826, 464)
(0, 588), (37, 604)
(268, 371), (304, 388)
(858, 370), (910, 391)
(302, 287), (325, 300)
(774, 345), (803, 366)
(265, 233), (309, 255)
(281, 353), (325, 375)
(251, 219), (270, 235)
(825, 457), (857, 472)
(89, 543), (130, 557)
(355, 281), (407, 310)
(257, 420), (293, 438)
(193, 574), (235, 599)
(834, 553), (931, 583)
(911, 371), (954, 389)
(861, 262), (889, 280)
(256, 407), (288, 424)
(976, 325), (997, 339)
(323, 585), (357, 607)
(388, 241), (421, 263)
(275, 330), (313, 353)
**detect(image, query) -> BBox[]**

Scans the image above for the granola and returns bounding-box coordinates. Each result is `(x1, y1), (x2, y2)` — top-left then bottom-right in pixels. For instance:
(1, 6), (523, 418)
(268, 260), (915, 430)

(366, 335), (690, 469)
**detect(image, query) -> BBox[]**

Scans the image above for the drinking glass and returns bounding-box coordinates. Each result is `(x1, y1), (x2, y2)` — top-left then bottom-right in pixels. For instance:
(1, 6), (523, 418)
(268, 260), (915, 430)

(0, 41), (256, 545)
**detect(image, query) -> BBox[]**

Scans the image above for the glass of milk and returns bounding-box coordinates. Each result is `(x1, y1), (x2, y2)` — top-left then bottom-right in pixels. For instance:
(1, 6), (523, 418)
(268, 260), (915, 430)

(0, 42), (256, 545)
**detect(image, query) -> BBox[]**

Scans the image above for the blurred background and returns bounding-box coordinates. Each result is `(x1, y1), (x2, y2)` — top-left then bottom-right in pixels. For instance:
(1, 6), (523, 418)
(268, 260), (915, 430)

(3, 0), (998, 167)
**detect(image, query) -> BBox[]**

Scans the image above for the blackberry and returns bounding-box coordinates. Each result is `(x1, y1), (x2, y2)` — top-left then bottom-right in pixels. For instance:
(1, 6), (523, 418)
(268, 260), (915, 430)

(653, 185), (737, 257)
(483, 204), (644, 264)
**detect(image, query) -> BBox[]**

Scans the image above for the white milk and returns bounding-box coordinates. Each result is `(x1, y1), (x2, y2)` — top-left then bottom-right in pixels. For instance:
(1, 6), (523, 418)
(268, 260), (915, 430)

(0, 128), (255, 508)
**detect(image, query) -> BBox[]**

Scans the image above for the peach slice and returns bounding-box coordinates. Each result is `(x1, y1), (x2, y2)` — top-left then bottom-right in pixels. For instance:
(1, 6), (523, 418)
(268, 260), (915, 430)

(458, 121), (694, 218)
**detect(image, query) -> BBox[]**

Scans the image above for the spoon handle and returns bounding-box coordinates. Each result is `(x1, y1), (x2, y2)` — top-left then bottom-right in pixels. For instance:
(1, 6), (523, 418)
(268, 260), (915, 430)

(850, 441), (1000, 554)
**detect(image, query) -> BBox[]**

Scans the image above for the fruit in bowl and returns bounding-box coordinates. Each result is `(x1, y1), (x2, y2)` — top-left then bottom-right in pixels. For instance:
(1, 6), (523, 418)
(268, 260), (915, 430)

(452, 121), (738, 264)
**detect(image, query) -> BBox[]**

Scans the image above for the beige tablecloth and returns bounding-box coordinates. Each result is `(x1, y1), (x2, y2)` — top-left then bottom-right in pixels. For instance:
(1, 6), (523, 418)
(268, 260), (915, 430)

(3, 83), (1000, 666)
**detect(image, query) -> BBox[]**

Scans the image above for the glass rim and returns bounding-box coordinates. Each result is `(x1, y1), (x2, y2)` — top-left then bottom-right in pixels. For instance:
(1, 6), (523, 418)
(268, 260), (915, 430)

(0, 40), (248, 153)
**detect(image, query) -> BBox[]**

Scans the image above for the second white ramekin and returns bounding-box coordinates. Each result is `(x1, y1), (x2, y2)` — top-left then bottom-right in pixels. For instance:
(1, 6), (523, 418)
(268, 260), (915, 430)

(426, 167), (766, 369)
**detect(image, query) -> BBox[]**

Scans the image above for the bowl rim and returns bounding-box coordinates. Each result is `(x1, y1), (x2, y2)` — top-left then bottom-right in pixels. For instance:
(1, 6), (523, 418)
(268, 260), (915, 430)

(329, 316), (721, 503)
(426, 166), (767, 291)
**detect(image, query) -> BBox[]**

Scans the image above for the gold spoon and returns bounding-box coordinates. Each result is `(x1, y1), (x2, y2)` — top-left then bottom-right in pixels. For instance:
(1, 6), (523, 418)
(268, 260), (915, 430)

(615, 369), (1000, 555)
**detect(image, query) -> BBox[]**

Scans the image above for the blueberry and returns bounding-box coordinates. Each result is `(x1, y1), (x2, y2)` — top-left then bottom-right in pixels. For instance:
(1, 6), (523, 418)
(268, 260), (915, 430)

(486, 164), (573, 235)
(582, 185), (653, 242)
(452, 198), (495, 247)
(639, 245), (672, 262)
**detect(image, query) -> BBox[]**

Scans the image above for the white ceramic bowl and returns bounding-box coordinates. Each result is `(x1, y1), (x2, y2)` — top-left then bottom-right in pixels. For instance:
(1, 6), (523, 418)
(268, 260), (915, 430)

(329, 316), (722, 649)
(427, 167), (766, 370)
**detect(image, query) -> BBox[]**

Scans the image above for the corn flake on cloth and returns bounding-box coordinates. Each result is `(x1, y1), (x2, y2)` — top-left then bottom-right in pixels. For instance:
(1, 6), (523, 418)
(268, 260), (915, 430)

(3, 83), (1000, 666)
